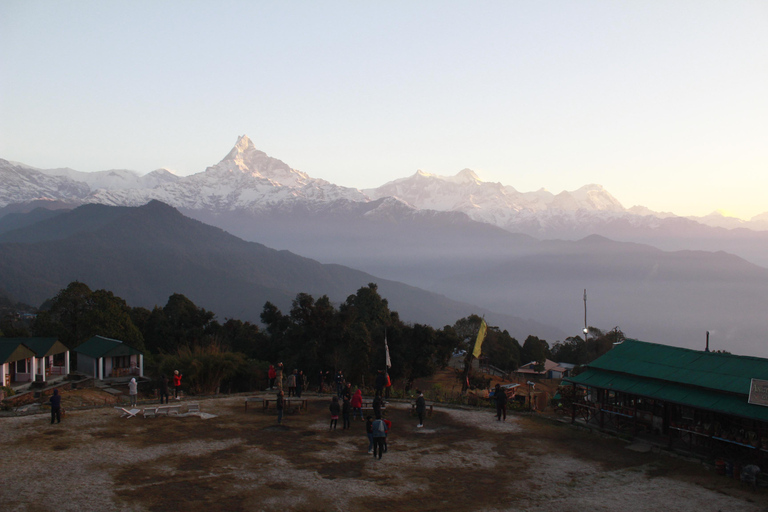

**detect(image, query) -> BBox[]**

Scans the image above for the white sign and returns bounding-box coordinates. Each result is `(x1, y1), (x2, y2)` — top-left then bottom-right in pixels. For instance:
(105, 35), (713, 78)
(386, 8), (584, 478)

(748, 378), (768, 407)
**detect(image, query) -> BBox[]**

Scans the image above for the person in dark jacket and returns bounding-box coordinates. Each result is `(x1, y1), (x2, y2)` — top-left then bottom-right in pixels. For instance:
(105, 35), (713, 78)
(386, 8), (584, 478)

(159, 375), (170, 404)
(375, 370), (386, 396)
(371, 417), (387, 459)
(494, 383), (508, 421)
(50, 389), (62, 424)
(416, 390), (426, 427)
(329, 396), (341, 430)
(342, 396), (351, 429)
(372, 392), (383, 419)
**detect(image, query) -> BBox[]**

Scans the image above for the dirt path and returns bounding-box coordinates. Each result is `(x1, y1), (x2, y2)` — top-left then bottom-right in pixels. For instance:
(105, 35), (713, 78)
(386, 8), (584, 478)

(1, 396), (766, 511)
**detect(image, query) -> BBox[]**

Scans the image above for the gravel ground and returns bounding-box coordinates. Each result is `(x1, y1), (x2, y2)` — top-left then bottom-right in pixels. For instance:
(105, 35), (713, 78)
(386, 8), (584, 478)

(1, 397), (765, 512)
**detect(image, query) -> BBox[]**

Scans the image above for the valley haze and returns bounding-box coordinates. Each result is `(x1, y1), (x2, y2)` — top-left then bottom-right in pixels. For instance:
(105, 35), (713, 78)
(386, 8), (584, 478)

(2, 136), (768, 358)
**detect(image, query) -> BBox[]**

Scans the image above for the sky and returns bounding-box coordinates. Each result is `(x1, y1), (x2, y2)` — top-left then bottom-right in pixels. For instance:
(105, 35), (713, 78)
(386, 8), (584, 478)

(1, 1), (767, 219)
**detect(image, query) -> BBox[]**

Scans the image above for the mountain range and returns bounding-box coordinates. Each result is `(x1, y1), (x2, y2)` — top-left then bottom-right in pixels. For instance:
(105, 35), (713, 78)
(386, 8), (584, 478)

(2, 135), (767, 356)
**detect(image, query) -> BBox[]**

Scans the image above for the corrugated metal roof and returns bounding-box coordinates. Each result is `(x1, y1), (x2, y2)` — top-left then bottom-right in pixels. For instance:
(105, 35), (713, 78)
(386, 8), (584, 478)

(569, 367), (768, 422)
(586, 339), (768, 395)
(74, 335), (142, 359)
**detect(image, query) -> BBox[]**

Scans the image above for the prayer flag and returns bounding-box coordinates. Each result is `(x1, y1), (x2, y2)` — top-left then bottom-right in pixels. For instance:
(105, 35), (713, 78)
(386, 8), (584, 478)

(472, 319), (487, 359)
(385, 332), (392, 369)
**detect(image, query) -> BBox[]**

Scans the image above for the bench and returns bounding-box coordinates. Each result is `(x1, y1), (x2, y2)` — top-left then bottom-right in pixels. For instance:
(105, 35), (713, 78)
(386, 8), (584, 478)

(361, 400), (387, 415)
(411, 401), (434, 417)
(144, 405), (181, 417)
(244, 397), (261, 411)
(187, 403), (200, 414)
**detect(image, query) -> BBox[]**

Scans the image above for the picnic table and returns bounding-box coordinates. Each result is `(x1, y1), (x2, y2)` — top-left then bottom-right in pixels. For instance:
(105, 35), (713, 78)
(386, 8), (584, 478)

(361, 400), (387, 415)
(247, 397), (308, 412)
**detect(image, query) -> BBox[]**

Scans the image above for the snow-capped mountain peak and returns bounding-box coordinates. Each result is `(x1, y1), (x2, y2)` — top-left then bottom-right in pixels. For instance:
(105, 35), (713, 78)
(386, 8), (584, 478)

(213, 135), (310, 187)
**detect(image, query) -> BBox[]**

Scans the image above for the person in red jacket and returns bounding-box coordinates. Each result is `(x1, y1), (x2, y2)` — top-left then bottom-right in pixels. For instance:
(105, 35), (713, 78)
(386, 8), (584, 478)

(268, 365), (276, 390)
(351, 388), (363, 421)
(173, 370), (183, 400)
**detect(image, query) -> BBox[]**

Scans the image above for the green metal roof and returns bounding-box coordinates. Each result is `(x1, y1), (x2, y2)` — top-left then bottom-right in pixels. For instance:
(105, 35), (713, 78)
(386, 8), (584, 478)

(2, 337), (68, 357)
(0, 340), (36, 364)
(584, 338), (768, 395)
(74, 335), (142, 359)
(569, 367), (768, 423)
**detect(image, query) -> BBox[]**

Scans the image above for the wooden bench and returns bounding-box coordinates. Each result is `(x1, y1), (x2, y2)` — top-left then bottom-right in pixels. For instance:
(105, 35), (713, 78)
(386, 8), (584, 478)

(361, 400), (387, 415)
(157, 405), (181, 416)
(411, 401), (434, 417)
(244, 397), (261, 411)
(187, 403), (200, 414)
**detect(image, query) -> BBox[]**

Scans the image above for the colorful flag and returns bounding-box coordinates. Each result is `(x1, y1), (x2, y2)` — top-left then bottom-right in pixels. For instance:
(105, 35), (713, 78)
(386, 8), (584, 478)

(472, 319), (487, 359)
(385, 332), (392, 369)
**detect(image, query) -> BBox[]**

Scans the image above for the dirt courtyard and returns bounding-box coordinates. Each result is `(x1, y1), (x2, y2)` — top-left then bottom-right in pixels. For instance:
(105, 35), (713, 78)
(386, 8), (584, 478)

(1, 395), (766, 512)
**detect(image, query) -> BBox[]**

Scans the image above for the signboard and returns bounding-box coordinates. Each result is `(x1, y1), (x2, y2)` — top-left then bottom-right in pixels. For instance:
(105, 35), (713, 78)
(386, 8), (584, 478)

(748, 378), (768, 407)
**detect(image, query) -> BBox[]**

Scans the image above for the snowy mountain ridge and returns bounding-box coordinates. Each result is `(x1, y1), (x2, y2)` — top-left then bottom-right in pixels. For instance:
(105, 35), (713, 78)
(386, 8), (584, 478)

(2, 135), (768, 233)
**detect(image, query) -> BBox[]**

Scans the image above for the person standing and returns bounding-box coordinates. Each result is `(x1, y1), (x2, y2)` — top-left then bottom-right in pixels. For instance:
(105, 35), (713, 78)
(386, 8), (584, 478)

(372, 417), (387, 459)
(351, 388), (363, 421)
(375, 370), (386, 397)
(49, 389), (62, 424)
(329, 396), (340, 430)
(287, 370), (297, 397)
(342, 382), (352, 402)
(128, 378), (138, 407)
(159, 374), (170, 404)
(276, 363), (284, 392)
(172, 370), (183, 400)
(342, 396), (351, 430)
(494, 383), (508, 421)
(276, 390), (285, 425)
(296, 370), (304, 398)
(416, 390), (426, 428)
(268, 365), (276, 390)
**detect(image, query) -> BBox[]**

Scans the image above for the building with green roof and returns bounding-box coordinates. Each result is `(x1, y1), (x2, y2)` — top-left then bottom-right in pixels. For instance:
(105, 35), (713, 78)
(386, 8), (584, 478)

(0, 337), (70, 387)
(565, 339), (768, 461)
(74, 335), (144, 380)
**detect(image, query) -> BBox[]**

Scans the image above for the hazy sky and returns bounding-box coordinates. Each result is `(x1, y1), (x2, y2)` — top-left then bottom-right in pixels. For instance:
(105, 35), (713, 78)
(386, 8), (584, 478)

(2, 1), (766, 219)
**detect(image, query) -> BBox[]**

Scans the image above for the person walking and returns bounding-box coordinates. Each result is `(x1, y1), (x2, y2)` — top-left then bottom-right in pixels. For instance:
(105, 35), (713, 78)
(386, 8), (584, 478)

(494, 383), (508, 421)
(329, 396), (341, 430)
(416, 390), (426, 428)
(351, 388), (363, 421)
(296, 370), (304, 398)
(268, 365), (276, 390)
(172, 370), (183, 400)
(342, 396), (351, 429)
(159, 374), (170, 404)
(276, 390), (285, 425)
(128, 377), (138, 407)
(372, 417), (387, 459)
(50, 389), (62, 424)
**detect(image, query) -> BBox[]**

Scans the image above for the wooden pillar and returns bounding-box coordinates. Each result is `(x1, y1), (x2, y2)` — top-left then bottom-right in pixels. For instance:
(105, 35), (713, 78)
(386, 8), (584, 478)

(40, 357), (46, 382)
(30, 357), (37, 383)
(65, 351), (70, 375)
(139, 354), (144, 377)
(98, 357), (103, 380)
(571, 383), (576, 424)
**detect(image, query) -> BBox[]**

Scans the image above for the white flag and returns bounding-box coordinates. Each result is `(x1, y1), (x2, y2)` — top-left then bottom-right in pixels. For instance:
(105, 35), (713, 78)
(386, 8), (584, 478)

(385, 332), (392, 369)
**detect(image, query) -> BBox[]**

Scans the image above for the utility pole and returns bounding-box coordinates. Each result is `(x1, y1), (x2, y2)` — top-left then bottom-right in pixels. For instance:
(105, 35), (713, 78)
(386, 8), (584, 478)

(583, 289), (588, 343)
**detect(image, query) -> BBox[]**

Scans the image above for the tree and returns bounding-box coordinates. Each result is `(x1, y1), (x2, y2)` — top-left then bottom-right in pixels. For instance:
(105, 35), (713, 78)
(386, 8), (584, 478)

(482, 328), (521, 372)
(34, 281), (144, 351)
(521, 335), (549, 371)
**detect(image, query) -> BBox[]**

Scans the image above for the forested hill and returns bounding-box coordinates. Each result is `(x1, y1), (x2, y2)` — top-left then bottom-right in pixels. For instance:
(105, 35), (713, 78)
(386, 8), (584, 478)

(0, 200), (562, 340)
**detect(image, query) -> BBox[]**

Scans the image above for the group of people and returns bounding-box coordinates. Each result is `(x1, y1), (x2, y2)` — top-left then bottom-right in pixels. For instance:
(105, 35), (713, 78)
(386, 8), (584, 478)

(158, 370), (183, 404)
(267, 363), (307, 398)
